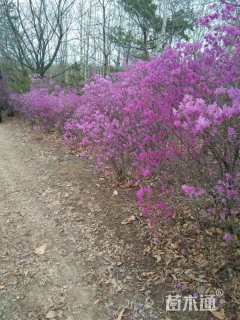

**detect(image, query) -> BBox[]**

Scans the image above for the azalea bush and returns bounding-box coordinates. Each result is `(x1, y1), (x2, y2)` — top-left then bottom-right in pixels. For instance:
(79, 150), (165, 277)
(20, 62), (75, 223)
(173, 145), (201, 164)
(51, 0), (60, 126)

(10, 1), (240, 241)
(173, 1), (240, 239)
(11, 78), (81, 132)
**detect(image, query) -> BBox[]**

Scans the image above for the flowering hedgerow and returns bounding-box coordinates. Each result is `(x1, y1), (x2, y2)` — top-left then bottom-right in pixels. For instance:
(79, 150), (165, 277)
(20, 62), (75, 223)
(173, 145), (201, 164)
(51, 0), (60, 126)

(10, 1), (240, 243)
(11, 80), (81, 132)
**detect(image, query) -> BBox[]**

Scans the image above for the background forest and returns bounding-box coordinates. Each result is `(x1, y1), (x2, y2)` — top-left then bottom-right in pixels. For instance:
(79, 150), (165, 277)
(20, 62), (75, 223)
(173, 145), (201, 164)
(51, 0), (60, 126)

(0, 0), (211, 87)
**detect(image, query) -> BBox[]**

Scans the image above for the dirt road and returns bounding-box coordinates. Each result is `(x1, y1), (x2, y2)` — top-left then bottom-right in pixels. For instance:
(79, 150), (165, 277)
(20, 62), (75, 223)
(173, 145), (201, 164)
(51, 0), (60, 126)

(0, 119), (110, 320)
(0, 118), (167, 320)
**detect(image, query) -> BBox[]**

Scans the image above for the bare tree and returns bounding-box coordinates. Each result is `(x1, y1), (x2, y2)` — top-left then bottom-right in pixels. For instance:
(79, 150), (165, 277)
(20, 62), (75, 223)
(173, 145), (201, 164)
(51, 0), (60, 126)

(0, 0), (75, 77)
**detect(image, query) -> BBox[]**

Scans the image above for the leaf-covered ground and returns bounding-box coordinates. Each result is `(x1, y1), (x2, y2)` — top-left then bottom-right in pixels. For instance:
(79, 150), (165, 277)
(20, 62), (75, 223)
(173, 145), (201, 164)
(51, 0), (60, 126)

(0, 117), (238, 320)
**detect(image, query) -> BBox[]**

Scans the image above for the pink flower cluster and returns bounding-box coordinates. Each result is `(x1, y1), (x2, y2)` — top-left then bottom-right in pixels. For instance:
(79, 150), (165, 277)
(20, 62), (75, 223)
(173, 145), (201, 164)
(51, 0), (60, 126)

(11, 83), (81, 132)
(181, 185), (206, 198)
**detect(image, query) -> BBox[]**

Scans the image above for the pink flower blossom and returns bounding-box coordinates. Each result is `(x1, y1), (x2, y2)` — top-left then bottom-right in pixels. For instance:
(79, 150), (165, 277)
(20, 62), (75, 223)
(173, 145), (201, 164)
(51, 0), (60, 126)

(195, 116), (211, 132)
(223, 233), (234, 243)
(182, 185), (206, 198)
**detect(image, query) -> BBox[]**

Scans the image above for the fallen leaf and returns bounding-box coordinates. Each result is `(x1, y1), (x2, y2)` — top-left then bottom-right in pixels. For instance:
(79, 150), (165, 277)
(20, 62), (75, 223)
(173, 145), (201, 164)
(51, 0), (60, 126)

(142, 272), (155, 278)
(116, 308), (126, 320)
(210, 309), (225, 320)
(121, 215), (136, 225)
(153, 253), (162, 263)
(46, 310), (57, 319)
(94, 299), (100, 304)
(34, 244), (47, 255)
(113, 190), (118, 196)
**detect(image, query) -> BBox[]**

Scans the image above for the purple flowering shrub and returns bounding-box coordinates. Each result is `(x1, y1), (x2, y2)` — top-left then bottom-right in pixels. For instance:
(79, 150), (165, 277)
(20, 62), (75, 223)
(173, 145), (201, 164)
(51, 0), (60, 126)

(11, 79), (81, 132)
(173, 2), (240, 240)
(11, 1), (240, 242)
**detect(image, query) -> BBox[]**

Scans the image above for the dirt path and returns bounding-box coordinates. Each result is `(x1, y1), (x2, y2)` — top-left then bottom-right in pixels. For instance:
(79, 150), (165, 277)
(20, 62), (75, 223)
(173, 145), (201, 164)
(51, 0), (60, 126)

(0, 120), (110, 319)
(0, 118), (169, 320)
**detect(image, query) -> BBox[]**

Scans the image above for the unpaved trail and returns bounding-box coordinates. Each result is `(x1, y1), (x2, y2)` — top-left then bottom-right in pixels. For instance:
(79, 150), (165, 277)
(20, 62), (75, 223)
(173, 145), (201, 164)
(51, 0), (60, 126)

(0, 119), (173, 320)
(0, 120), (107, 320)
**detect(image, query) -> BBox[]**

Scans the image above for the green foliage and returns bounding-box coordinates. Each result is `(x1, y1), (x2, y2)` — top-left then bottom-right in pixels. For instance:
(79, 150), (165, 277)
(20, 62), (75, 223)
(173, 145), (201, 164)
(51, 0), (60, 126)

(0, 62), (31, 92)
(113, 0), (194, 59)
(121, 0), (159, 29)
(9, 73), (31, 93)
(166, 9), (194, 42)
